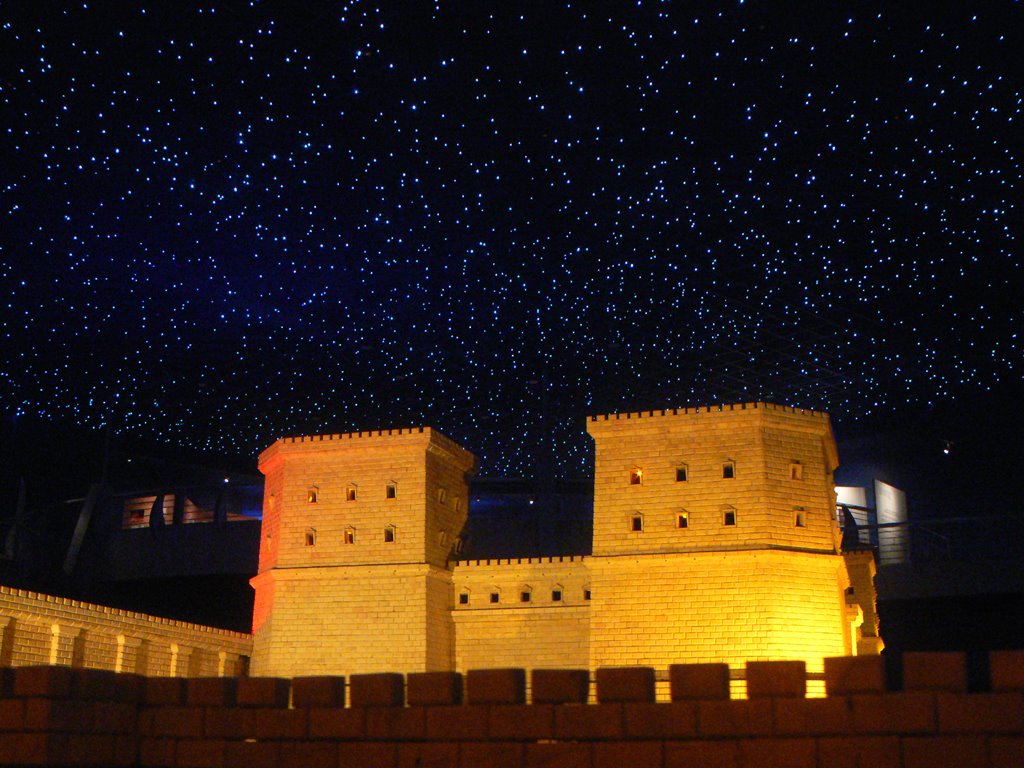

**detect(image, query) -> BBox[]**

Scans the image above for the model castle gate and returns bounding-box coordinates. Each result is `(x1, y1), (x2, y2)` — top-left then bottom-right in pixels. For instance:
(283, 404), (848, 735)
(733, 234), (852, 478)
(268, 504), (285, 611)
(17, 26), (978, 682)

(250, 403), (880, 679)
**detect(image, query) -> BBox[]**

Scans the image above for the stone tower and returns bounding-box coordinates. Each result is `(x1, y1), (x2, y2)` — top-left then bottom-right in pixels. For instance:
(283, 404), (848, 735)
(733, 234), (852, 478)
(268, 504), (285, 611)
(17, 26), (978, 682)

(250, 428), (476, 677)
(586, 403), (868, 675)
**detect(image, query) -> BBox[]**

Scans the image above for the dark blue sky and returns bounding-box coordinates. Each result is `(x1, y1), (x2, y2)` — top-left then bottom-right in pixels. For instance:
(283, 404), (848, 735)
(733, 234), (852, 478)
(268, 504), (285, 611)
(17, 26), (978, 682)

(2, 2), (1021, 475)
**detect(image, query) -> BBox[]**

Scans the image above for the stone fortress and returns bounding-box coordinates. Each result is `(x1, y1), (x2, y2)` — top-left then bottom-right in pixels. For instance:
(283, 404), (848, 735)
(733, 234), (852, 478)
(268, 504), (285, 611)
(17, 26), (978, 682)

(250, 402), (882, 683)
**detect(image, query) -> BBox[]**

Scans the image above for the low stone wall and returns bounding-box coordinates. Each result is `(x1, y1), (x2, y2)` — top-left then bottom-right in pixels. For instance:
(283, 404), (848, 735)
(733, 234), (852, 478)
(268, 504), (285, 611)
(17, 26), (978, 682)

(0, 652), (1021, 766)
(0, 586), (252, 677)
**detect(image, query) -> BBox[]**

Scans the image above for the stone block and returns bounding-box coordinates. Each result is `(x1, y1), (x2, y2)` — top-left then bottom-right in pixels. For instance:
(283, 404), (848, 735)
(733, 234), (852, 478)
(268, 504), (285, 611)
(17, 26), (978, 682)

(460, 742), (523, 768)
(817, 736), (901, 768)
(236, 677), (290, 708)
(139, 737), (177, 768)
(70, 669), (118, 701)
(595, 741), (662, 768)
(746, 660), (806, 699)
(407, 672), (463, 706)
(531, 669), (589, 704)
(0, 699), (25, 731)
(148, 706), (205, 738)
(773, 696), (852, 735)
(991, 650), (1024, 692)
(93, 701), (138, 734)
(279, 741), (337, 768)
(595, 666), (655, 703)
(824, 656), (885, 696)
(425, 704), (487, 740)
(13, 666), (74, 699)
(738, 738), (816, 768)
(113, 673), (146, 704)
(24, 699), (94, 733)
(338, 742), (398, 768)
(350, 673), (404, 707)
(698, 699), (773, 737)
(990, 736), (1024, 768)
(397, 742), (459, 768)
(466, 669), (526, 705)
(850, 692), (936, 734)
(254, 707), (308, 740)
(186, 677), (238, 707)
(903, 652), (967, 693)
(64, 733), (115, 766)
(901, 735), (987, 768)
(143, 677), (186, 706)
(204, 707), (255, 739)
(554, 703), (622, 740)
(937, 692), (1023, 733)
(366, 705), (425, 740)
(664, 739), (740, 768)
(308, 707), (366, 739)
(525, 741), (592, 768)
(176, 737), (225, 768)
(623, 702), (697, 738)
(488, 704), (555, 740)
(223, 740), (280, 768)
(669, 663), (730, 700)
(292, 676), (346, 708)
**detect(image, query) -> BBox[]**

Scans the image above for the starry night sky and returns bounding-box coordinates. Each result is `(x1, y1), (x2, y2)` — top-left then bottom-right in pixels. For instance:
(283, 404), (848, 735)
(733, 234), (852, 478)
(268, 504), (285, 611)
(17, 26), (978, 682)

(2, 2), (1021, 477)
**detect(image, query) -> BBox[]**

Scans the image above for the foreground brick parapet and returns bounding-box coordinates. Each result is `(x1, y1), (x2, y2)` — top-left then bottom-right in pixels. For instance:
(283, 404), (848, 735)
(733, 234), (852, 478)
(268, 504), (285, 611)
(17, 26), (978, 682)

(0, 654), (1021, 767)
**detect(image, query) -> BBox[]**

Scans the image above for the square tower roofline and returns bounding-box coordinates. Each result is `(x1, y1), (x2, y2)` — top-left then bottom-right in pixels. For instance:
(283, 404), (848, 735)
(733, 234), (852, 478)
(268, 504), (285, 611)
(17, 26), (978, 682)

(587, 401), (838, 472)
(258, 426), (477, 477)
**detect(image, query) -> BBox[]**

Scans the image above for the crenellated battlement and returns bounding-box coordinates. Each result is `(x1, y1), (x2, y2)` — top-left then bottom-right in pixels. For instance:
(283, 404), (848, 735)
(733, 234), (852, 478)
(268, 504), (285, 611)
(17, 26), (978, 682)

(588, 400), (830, 422)
(449, 555), (587, 568)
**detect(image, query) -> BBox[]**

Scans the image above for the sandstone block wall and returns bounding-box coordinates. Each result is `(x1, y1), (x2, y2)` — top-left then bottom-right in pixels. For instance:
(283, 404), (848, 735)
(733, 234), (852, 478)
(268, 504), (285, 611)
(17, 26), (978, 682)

(0, 587), (251, 678)
(451, 557), (590, 672)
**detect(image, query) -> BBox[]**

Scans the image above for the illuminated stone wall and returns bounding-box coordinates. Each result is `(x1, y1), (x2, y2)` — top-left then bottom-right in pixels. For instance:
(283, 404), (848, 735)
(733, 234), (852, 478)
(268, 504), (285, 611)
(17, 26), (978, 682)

(250, 428), (476, 678)
(0, 586), (251, 677)
(252, 403), (880, 680)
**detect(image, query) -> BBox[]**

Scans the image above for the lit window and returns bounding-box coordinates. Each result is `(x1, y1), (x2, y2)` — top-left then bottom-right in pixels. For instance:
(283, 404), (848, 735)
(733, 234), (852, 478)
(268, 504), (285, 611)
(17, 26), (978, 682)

(629, 468), (643, 485)
(386, 482), (397, 499)
(676, 465), (688, 482)
(307, 487), (318, 504)
(723, 462), (735, 479)
(304, 529), (316, 547)
(723, 507), (737, 526)
(676, 511), (689, 529)
(790, 462), (803, 481)
(795, 508), (806, 528)
(384, 525), (396, 543)
(346, 485), (357, 502)
(630, 514), (643, 532)
(344, 528), (355, 544)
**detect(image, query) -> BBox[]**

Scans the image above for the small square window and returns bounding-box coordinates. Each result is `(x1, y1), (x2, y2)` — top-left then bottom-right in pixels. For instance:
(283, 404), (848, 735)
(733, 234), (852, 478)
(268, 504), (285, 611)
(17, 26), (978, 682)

(304, 529), (316, 547)
(629, 468), (643, 485)
(723, 462), (735, 479)
(677, 512), (689, 529)
(583, 589), (592, 601)
(346, 485), (357, 502)
(438, 530), (449, 547)
(630, 514), (643, 532)
(724, 509), (737, 526)
(453, 537), (464, 554)
(676, 466), (688, 482)
(552, 589), (562, 602)
(344, 528), (355, 544)
(386, 482), (397, 499)
(454, 498), (462, 513)
(437, 488), (448, 504)
(520, 591), (531, 603)
(790, 462), (803, 481)
(795, 508), (806, 527)
(490, 592), (500, 604)
(384, 526), (395, 543)
(458, 592), (469, 605)
(307, 487), (318, 504)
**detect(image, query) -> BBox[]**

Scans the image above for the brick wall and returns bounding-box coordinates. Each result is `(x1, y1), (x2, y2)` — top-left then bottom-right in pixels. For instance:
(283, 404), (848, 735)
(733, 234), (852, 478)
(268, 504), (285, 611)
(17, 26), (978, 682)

(0, 587), (251, 678)
(0, 652), (1020, 767)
